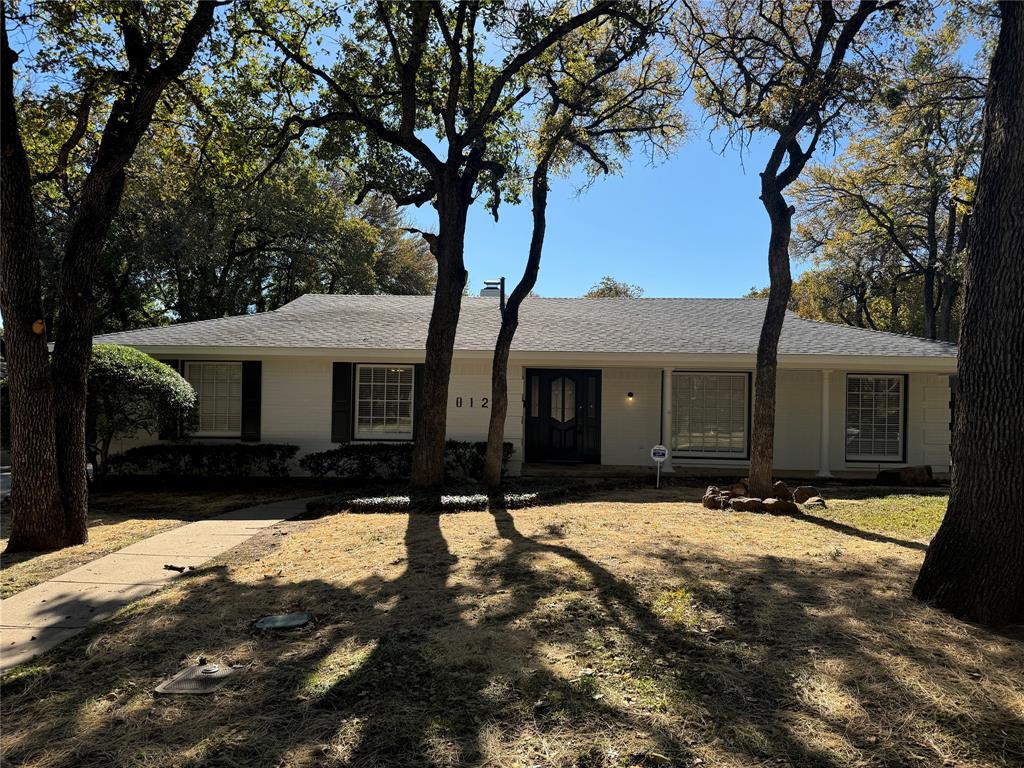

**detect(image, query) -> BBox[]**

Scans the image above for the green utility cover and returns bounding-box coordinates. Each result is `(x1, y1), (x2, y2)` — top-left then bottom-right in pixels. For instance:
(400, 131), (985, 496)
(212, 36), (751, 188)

(254, 612), (313, 630)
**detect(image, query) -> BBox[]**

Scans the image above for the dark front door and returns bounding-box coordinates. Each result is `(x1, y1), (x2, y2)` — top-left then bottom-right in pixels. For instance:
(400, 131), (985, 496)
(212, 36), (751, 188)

(525, 369), (601, 463)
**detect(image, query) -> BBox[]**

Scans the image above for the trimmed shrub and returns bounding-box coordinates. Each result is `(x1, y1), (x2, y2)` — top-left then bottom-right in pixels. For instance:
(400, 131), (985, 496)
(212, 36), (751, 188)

(298, 440), (514, 481)
(105, 443), (299, 478)
(87, 345), (197, 476)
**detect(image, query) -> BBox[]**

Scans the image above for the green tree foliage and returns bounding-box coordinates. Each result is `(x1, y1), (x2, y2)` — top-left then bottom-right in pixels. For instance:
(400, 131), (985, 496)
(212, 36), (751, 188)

(246, 0), (674, 488)
(95, 144), (435, 329)
(584, 276), (646, 298)
(675, 0), (904, 497)
(483, 22), (685, 484)
(19, 22), (435, 333)
(85, 345), (196, 477)
(2, 0), (224, 550)
(790, 27), (985, 342)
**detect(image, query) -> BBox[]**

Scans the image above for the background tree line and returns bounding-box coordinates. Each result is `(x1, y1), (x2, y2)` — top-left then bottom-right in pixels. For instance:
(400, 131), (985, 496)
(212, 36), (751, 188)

(24, 56), (435, 334)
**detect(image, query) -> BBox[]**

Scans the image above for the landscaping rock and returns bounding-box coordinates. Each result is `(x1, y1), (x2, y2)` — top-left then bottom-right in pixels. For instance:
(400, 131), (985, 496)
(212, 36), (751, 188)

(729, 496), (765, 513)
(772, 481), (793, 501)
(762, 497), (800, 515)
(804, 496), (827, 509)
(730, 480), (749, 496)
(792, 485), (818, 503)
(702, 486), (723, 510)
(876, 465), (933, 486)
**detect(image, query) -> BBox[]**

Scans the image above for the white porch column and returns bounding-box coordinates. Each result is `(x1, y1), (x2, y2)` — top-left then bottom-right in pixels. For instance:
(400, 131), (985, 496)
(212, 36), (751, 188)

(818, 370), (832, 478)
(661, 368), (674, 472)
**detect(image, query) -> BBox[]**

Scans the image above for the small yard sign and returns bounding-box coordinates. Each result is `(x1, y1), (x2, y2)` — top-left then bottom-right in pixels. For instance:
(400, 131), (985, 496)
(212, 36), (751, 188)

(651, 444), (668, 488)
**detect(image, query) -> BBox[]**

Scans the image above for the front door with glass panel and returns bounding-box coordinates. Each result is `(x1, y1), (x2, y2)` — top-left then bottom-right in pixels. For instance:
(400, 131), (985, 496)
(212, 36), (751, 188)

(524, 369), (601, 463)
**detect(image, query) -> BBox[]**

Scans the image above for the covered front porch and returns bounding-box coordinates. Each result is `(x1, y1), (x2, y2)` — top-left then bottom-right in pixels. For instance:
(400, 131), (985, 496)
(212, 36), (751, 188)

(514, 363), (952, 479)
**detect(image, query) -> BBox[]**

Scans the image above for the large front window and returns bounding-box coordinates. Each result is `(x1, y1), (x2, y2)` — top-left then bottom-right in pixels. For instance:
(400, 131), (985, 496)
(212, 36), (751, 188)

(184, 362), (242, 436)
(671, 372), (749, 457)
(845, 374), (905, 461)
(355, 365), (414, 440)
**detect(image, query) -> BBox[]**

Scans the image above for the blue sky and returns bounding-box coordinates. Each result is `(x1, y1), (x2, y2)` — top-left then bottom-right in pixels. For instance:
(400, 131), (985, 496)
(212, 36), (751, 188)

(408, 106), (794, 299)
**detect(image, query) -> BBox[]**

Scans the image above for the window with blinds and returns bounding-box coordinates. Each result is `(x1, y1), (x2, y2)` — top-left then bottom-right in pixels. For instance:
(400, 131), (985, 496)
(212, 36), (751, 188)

(355, 365), (414, 440)
(671, 372), (749, 457)
(184, 362), (242, 436)
(845, 375), (905, 461)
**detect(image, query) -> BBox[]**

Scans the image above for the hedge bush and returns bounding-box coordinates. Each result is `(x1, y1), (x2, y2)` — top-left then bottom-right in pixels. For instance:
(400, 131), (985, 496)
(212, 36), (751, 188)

(298, 440), (514, 481)
(105, 443), (299, 478)
(87, 344), (197, 476)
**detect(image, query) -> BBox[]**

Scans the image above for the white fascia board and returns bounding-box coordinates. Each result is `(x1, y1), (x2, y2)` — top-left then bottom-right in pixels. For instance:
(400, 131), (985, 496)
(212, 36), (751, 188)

(120, 345), (957, 374)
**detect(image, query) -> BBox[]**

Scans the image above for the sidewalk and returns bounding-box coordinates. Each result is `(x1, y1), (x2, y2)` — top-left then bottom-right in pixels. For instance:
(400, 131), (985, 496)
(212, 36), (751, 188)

(0, 497), (313, 671)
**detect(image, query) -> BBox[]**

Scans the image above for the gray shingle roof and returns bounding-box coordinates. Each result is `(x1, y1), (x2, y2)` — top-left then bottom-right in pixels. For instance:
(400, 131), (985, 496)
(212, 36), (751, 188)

(93, 294), (958, 358)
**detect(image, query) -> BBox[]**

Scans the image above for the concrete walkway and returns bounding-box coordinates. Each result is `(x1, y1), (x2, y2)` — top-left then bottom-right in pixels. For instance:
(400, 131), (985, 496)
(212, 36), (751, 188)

(0, 497), (313, 671)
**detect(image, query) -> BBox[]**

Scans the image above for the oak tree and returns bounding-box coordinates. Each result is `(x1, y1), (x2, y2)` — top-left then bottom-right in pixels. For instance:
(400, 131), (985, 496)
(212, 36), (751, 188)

(912, 1), (1024, 626)
(249, 0), (668, 489)
(583, 275), (646, 298)
(1, 1), (224, 550)
(482, 21), (684, 485)
(675, 0), (900, 497)
(792, 30), (984, 341)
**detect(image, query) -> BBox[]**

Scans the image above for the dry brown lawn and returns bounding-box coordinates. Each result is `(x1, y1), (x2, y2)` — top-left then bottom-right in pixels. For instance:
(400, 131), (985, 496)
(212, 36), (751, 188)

(0, 484), (329, 598)
(2, 486), (1022, 768)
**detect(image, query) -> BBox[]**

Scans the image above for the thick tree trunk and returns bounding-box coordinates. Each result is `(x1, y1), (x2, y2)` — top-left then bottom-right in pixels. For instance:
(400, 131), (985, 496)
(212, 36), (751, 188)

(748, 178), (793, 498)
(51, 165), (129, 543)
(484, 168), (550, 487)
(0, 21), (67, 551)
(411, 183), (469, 488)
(3, 2), (217, 548)
(913, 1), (1024, 626)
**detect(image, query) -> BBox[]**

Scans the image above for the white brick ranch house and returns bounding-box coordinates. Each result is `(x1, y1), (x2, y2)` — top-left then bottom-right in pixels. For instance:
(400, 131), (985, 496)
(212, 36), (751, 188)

(94, 294), (959, 478)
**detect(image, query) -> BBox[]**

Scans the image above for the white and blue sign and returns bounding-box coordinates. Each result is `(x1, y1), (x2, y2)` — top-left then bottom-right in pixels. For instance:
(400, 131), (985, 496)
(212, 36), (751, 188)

(650, 445), (668, 462)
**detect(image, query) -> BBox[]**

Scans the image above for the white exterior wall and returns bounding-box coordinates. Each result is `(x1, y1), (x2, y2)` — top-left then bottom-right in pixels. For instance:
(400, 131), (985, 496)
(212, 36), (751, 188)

(773, 370), (822, 471)
(111, 352), (952, 478)
(261, 356), (335, 455)
(600, 367), (662, 466)
(112, 353), (526, 474)
(445, 358), (524, 474)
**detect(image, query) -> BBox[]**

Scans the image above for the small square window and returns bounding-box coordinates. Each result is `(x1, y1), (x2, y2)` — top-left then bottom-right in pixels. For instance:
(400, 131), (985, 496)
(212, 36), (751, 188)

(355, 365), (414, 440)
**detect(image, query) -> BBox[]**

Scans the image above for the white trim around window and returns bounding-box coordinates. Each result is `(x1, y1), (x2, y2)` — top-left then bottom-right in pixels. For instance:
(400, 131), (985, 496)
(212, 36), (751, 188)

(845, 374), (906, 462)
(670, 371), (750, 459)
(354, 364), (415, 441)
(184, 361), (243, 437)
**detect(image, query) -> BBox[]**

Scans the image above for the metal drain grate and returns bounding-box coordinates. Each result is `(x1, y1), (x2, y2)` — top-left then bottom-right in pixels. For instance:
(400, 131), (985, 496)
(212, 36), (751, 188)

(154, 663), (235, 695)
(254, 612), (313, 630)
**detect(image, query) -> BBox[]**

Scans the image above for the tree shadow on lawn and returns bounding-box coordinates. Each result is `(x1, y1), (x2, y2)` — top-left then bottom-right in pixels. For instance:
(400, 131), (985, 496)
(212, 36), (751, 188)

(3, 498), (1021, 768)
(1, 511), (693, 767)
(647, 544), (1024, 766)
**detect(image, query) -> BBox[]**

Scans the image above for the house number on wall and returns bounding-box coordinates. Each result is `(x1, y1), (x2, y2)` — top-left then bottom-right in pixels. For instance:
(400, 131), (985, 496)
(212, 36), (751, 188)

(454, 396), (488, 408)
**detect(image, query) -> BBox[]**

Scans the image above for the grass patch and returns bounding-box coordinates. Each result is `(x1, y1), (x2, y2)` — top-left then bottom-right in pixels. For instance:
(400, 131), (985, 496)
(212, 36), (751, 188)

(812, 487), (948, 540)
(3, 486), (1021, 768)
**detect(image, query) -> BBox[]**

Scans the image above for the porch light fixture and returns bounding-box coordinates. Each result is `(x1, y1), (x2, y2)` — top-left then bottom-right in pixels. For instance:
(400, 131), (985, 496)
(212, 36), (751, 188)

(627, 391), (635, 401)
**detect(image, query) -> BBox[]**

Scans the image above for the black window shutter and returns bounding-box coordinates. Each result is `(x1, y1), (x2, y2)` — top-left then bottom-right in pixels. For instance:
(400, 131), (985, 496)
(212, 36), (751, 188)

(413, 363), (425, 440)
(158, 359), (181, 440)
(332, 362), (353, 443)
(241, 361), (262, 442)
